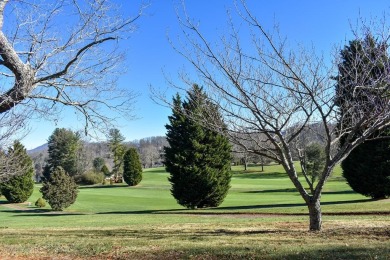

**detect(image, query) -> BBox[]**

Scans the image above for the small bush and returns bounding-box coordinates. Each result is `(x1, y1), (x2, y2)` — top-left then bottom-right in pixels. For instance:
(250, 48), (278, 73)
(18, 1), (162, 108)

(35, 198), (46, 208)
(40, 166), (78, 211)
(77, 171), (104, 185)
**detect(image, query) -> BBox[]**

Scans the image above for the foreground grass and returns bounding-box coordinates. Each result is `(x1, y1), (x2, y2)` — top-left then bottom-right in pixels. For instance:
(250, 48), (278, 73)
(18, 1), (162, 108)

(0, 164), (389, 259)
(0, 215), (389, 259)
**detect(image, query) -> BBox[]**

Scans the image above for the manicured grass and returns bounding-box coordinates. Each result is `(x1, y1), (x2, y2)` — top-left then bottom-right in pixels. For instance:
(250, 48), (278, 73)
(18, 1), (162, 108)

(0, 164), (389, 259)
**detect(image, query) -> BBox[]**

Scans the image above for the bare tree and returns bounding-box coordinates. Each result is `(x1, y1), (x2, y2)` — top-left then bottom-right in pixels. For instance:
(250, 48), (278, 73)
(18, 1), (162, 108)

(0, 0), (144, 179)
(168, 1), (390, 231)
(140, 144), (159, 168)
(138, 136), (167, 168)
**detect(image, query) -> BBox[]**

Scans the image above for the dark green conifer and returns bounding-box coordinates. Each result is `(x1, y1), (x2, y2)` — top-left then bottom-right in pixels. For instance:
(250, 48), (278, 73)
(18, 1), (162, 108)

(165, 84), (232, 209)
(43, 128), (80, 179)
(123, 148), (143, 186)
(335, 35), (390, 199)
(0, 141), (35, 203)
(40, 166), (78, 211)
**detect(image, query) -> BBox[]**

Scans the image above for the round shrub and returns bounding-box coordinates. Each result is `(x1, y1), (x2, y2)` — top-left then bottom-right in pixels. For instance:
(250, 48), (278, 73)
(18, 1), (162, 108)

(78, 171), (104, 185)
(40, 166), (79, 211)
(35, 198), (46, 208)
(123, 148), (143, 186)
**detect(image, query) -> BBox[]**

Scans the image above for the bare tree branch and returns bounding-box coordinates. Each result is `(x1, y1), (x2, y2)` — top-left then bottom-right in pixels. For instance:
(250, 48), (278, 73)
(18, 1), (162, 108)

(162, 0), (390, 231)
(0, 0), (146, 180)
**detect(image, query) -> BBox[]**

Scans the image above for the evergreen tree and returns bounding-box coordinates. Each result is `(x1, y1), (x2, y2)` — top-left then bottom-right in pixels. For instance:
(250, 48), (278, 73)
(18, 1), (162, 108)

(165, 84), (232, 209)
(108, 128), (126, 180)
(93, 157), (105, 172)
(40, 166), (78, 211)
(0, 141), (34, 203)
(303, 143), (326, 185)
(335, 35), (390, 199)
(101, 165), (110, 177)
(44, 128), (80, 179)
(123, 147), (143, 186)
(342, 137), (390, 198)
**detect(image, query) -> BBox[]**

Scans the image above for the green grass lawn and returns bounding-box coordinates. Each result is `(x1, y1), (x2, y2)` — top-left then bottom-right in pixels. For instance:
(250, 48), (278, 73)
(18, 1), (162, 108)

(0, 164), (389, 259)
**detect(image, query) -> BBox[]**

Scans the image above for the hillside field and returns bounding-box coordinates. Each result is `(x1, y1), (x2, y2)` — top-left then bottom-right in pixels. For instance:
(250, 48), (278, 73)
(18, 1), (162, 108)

(0, 164), (389, 259)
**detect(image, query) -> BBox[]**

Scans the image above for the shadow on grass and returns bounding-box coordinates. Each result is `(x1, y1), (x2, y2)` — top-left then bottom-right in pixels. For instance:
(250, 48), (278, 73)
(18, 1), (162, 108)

(10, 211), (86, 217)
(279, 246), (390, 260)
(94, 198), (374, 215)
(0, 207), (87, 217)
(153, 245), (390, 259)
(0, 227), (282, 241)
(322, 190), (357, 195)
(243, 189), (358, 195)
(2, 198), (376, 217)
(214, 198), (373, 212)
(0, 201), (88, 216)
(243, 188), (298, 193)
(78, 184), (128, 189)
(1, 228), (389, 259)
(233, 172), (285, 179)
(96, 208), (184, 215)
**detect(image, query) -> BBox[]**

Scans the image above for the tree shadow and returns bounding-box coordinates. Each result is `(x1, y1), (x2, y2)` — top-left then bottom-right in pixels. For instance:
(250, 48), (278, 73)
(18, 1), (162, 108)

(242, 188), (298, 194)
(233, 172), (286, 179)
(12, 211), (86, 217)
(214, 198), (373, 211)
(243, 189), (358, 195)
(1, 198), (376, 217)
(78, 184), (128, 189)
(94, 198), (373, 215)
(0, 207), (88, 217)
(280, 245), (390, 259)
(96, 208), (185, 215)
(322, 190), (357, 195)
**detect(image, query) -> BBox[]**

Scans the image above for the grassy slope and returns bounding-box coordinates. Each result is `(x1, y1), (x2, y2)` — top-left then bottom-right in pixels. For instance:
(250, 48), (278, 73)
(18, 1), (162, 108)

(0, 164), (389, 259)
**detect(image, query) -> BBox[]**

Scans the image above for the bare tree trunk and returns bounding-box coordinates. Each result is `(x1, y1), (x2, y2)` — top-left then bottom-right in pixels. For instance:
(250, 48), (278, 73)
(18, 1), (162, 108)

(308, 198), (322, 231)
(243, 154), (248, 171)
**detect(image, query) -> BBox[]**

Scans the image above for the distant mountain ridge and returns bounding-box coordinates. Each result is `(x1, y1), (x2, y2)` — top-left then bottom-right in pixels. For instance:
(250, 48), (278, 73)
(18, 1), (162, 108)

(27, 143), (48, 155)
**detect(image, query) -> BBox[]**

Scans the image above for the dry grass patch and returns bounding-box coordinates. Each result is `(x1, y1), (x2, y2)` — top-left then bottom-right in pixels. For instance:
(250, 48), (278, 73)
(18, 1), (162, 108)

(0, 217), (389, 259)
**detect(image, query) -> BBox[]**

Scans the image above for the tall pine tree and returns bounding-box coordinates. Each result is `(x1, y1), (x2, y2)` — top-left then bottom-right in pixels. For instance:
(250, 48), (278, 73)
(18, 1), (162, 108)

(0, 141), (35, 203)
(335, 35), (390, 199)
(165, 84), (232, 209)
(44, 128), (80, 179)
(108, 128), (126, 181)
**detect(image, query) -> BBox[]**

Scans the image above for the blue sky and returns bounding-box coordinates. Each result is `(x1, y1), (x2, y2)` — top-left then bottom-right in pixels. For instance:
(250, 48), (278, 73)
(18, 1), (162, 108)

(21, 0), (389, 149)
